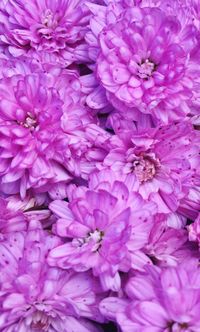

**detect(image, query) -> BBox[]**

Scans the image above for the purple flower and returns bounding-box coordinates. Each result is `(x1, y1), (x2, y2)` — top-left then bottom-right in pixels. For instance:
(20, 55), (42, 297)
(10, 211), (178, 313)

(0, 70), (70, 197)
(48, 176), (157, 290)
(144, 216), (193, 267)
(0, 221), (104, 331)
(85, 3), (200, 123)
(101, 259), (200, 331)
(0, 59), (107, 198)
(100, 121), (200, 219)
(48, 187), (131, 291)
(60, 123), (111, 182)
(0, 0), (92, 65)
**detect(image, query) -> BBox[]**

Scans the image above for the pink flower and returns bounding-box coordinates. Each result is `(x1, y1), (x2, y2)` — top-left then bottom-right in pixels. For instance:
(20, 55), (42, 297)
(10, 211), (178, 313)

(0, 0), (92, 65)
(0, 59), (106, 198)
(48, 187), (131, 291)
(60, 123), (112, 181)
(0, 71), (70, 197)
(85, 3), (200, 124)
(101, 259), (200, 331)
(100, 121), (200, 219)
(0, 221), (104, 331)
(48, 174), (157, 290)
(144, 216), (192, 267)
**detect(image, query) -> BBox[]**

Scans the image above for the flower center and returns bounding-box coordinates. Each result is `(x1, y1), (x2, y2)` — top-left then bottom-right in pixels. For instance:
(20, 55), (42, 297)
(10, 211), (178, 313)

(137, 59), (156, 80)
(72, 229), (104, 252)
(89, 229), (104, 242)
(42, 9), (57, 28)
(19, 112), (37, 131)
(31, 311), (50, 331)
(132, 155), (159, 183)
(167, 321), (188, 331)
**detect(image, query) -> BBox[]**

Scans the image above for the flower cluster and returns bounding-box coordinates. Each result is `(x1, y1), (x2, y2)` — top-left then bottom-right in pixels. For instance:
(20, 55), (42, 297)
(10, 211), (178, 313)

(0, 1), (200, 331)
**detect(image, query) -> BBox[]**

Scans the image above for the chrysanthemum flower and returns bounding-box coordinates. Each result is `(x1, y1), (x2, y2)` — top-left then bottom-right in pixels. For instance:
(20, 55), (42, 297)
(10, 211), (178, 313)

(0, 221), (104, 332)
(48, 173), (157, 291)
(85, 3), (200, 123)
(144, 217), (194, 267)
(0, 0), (93, 65)
(0, 59), (109, 198)
(48, 186), (131, 291)
(60, 123), (112, 182)
(101, 259), (200, 331)
(0, 70), (70, 197)
(100, 121), (200, 219)
(89, 170), (193, 264)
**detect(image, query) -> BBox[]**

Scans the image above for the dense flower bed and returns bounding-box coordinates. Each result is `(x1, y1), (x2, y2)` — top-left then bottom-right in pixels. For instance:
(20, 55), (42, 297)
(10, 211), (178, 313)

(0, 0), (200, 331)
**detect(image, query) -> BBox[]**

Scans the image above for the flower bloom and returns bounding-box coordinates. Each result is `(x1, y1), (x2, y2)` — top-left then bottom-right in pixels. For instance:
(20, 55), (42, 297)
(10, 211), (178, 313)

(0, 0), (92, 65)
(48, 186), (131, 291)
(85, 3), (200, 124)
(0, 221), (104, 332)
(144, 216), (194, 267)
(89, 170), (193, 264)
(0, 69), (70, 197)
(100, 121), (200, 220)
(48, 174), (157, 291)
(100, 258), (200, 331)
(0, 59), (108, 198)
